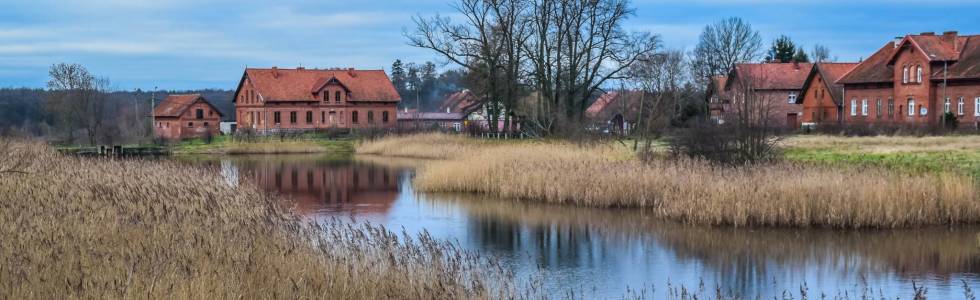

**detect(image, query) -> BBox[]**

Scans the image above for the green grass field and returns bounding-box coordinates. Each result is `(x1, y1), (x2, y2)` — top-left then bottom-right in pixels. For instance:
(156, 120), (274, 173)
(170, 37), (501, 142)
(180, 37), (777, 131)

(170, 135), (354, 155)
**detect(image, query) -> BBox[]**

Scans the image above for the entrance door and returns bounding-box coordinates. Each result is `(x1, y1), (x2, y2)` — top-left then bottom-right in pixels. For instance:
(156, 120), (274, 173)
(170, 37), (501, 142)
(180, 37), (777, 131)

(787, 113), (798, 128)
(328, 112), (336, 127)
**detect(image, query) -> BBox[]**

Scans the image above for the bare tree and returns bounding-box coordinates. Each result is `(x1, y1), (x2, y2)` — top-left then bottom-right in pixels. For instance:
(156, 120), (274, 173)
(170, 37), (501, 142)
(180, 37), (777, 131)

(524, 0), (659, 134)
(810, 44), (835, 63)
(45, 63), (111, 146)
(407, 0), (530, 133)
(690, 17), (762, 87)
(626, 49), (686, 154)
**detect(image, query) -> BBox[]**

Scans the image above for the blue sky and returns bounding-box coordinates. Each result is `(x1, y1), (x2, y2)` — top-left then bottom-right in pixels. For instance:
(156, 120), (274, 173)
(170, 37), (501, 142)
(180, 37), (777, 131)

(1, 0), (979, 90)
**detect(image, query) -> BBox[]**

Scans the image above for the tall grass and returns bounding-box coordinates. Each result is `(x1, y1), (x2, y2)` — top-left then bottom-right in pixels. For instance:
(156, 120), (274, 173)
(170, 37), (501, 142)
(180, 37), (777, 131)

(356, 133), (489, 159)
(413, 142), (979, 228)
(0, 141), (525, 299)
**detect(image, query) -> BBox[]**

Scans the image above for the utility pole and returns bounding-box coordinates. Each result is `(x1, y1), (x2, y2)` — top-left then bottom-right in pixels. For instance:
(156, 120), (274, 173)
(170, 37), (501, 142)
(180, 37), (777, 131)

(150, 87), (157, 142)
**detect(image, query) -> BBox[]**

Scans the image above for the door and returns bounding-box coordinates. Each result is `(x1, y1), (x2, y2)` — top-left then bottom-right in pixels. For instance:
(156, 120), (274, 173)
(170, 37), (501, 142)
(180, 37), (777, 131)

(787, 113), (798, 129)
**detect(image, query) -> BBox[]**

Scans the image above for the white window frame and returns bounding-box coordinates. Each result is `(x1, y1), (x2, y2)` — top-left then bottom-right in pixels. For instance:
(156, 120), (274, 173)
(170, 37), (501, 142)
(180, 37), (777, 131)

(850, 99), (857, 116)
(861, 99), (868, 116)
(788, 92), (797, 104)
(945, 98), (951, 113)
(908, 99), (915, 116)
(976, 97), (980, 117)
(957, 97), (964, 116)
(916, 65), (923, 83)
(876, 98), (882, 118)
(903, 66), (909, 84)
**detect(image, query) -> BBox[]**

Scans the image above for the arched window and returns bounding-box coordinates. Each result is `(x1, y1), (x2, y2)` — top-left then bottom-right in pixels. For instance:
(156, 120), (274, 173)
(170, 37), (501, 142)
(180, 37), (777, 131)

(903, 66), (909, 84)
(916, 65), (923, 83)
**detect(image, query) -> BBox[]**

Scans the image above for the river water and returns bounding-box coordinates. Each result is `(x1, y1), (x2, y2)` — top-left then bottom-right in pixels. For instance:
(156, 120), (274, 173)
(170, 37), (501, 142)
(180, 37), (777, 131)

(180, 154), (980, 299)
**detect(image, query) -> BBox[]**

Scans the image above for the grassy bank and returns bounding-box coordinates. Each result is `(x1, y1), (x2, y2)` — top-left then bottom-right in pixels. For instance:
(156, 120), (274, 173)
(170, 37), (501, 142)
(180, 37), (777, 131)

(366, 134), (979, 228)
(171, 135), (354, 155)
(784, 135), (980, 180)
(0, 141), (523, 298)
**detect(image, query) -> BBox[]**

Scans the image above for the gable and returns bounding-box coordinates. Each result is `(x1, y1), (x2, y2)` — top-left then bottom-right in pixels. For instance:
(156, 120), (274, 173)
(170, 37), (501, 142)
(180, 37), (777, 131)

(242, 68), (401, 102)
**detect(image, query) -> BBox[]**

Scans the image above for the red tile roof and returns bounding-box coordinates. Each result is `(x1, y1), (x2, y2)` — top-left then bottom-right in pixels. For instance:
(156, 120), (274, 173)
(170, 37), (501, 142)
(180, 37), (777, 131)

(931, 35), (980, 80)
(708, 75), (728, 101)
(438, 90), (481, 114)
(396, 112), (466, 121)
(586, 91), (647, 121)
(585, 92), (619, 118)
(241, 68), (400, 102)
(153, 94), (222, 118)
(798, 62), (859, 105)
(837, 42), (897, 84)
(727, 63), (813, 90)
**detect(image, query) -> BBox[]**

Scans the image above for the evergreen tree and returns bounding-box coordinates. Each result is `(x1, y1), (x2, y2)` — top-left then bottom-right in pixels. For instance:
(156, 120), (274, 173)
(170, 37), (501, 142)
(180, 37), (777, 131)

(390, 60), (407, 95)
(765, 35), (796, 63)
(792, 48), (810, 63)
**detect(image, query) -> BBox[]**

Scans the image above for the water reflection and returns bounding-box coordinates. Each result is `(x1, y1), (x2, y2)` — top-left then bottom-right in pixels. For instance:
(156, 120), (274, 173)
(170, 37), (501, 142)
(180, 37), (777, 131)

(180, 155), (980, 298)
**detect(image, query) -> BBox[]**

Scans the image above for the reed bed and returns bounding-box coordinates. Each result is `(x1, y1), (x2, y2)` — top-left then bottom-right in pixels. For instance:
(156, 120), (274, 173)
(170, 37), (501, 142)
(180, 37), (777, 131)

(355, 133), (489, 159)
(0, 141), (524, 299)
(414, 142), (980, 228)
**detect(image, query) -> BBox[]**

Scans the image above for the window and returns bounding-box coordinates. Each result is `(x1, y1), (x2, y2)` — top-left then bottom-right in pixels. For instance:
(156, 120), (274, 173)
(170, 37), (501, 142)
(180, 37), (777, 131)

(850, 99), (857, 116)
(945, 98), (951, 113)
(274, 111), (281, 124)
(903, 66), (909, 84)
(861, 99), (868, 116)
(876, 98), (882, 118)
(289, 111), (297, 124)
(453, 122), (462, 132)
(196, 109), (204, 119)
(976, 97), (980, 117)
(335, 91), (341, 102)
(788, 92), (797, 104)
(187, 122), (193, 128)
(887, 98), (894, 118)
(203, 122), (209, 127)
(323, 92), (329, 102)
(957, 97), (965, 116)
(916, 65), (923, 83)
(908, 98), (915, 116)
(382, 111), (389, 123)
(351, 111), (359, 124)
(321, 111), (325, 123)
(367, 111), (374, 124)
(306, 111), (313, 124)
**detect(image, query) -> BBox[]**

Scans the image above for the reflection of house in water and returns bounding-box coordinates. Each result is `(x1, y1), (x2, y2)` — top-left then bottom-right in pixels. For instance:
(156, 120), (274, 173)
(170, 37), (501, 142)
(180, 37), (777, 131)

(238, 160), (402, 216)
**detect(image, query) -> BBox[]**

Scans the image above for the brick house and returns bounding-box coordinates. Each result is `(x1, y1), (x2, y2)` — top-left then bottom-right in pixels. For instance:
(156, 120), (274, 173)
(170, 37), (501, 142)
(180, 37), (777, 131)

(837, 32), (980, 128)
(585, 91), (651, 135)
(795, 62), (860, 125)
(153, 94), (223, 140)
(717, 62), (813, 128)
(706, 75), (729, 124)
(234, 67), (401, 133)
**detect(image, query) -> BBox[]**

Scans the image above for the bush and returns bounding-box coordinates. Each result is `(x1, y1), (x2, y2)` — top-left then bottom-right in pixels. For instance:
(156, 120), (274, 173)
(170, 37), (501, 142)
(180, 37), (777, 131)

(667, 120), (780, 165)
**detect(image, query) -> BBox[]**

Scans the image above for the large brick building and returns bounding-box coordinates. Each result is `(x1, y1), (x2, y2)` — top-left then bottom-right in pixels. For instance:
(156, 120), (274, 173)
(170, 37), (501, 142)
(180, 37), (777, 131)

(234, 67), (401, 132)
(796, 62), (860, 125)
(153, 94), (223, 140)
(801, 31), (980, 128)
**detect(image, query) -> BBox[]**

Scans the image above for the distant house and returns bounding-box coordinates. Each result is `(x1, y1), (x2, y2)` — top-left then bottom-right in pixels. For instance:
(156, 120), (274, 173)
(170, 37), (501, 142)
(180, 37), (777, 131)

(398, 90), (518, 132)
(233, 67), (401, 133)
(585, 91), (647, 135)
(396, 110), (467, 132)
(706, 75), (729, 124)
(153, 94), (223, 140)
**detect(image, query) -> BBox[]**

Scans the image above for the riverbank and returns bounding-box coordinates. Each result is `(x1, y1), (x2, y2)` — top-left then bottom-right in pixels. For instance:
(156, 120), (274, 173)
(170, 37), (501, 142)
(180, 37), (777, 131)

(170, 135), (354, 155)
(0, 141), (523, 298)
(359, 134), (980, 228)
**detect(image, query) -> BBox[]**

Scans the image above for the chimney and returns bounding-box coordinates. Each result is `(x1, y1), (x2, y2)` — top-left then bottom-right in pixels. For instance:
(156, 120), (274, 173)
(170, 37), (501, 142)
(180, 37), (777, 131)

(446, 107), (451, 113)
(894, 37), (903, 48)
(920, 32), (935, 36)
(943, 31), (959, 50)
(347, 68), (357, 77)
(793, 61), (800, 69)
(272, 66), (279, 79)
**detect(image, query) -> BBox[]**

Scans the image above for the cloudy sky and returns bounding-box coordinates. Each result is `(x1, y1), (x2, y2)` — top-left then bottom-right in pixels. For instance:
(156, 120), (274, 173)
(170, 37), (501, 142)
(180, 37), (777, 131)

(2, 0), (979, 90)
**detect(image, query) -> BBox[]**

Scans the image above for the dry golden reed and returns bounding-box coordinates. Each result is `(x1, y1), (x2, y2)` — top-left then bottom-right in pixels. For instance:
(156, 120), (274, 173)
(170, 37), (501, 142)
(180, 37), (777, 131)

(410, 139), (980, 228)
(356, 133), (489, 159)
(0, 140), (525, 299)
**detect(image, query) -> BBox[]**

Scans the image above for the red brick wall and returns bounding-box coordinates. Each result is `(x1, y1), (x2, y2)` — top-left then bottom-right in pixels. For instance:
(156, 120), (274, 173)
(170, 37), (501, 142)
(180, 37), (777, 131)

(892, 45), (935, 124)
(940, 83), (980, 129)
(760, 90), (803, 128)
(800, 72), (840, 124)
(842, 85), (896, 124)
(154, 101), (221, 140)
(235, 78), (398, 131)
